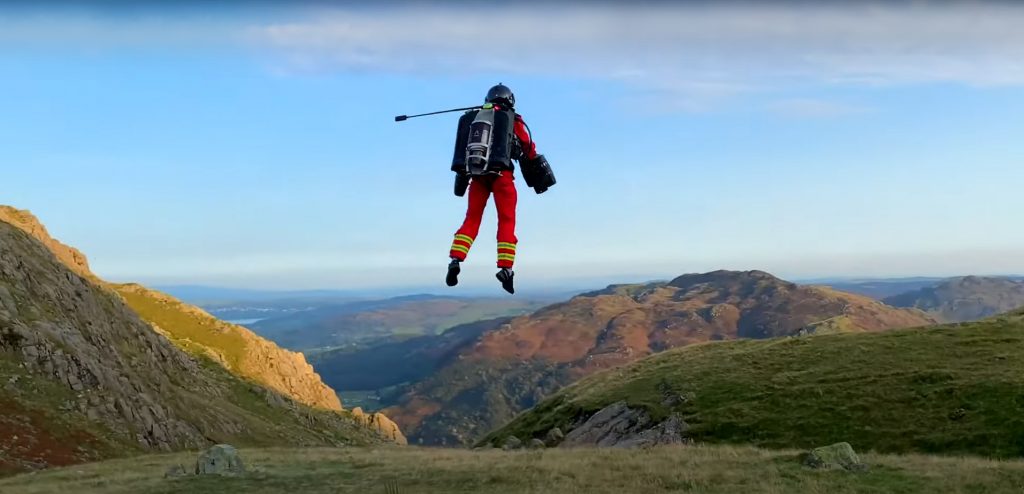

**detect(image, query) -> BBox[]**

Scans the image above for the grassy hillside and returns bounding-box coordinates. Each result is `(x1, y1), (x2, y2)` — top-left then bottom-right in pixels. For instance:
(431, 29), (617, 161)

(3, 446), (1024, 494)
(116, 286), (251, 370)
(485, 310), (1024, 458)
(113, 283), (345, 411)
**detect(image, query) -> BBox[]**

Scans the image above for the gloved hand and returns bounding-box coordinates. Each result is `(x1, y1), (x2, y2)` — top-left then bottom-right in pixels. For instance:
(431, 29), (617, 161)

(454, 173), (471, 197)
(521, 154), (555, 194)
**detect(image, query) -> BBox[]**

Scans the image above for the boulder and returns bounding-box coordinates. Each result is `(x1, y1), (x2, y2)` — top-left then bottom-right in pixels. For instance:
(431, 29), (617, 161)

(544, 427), (565, 447)
(528, 438), (546, 450)
(195, 444), (245, 476)
(502, 436), (523, 450)
(560, 401), (689, 448)
(802, 442), (868, 471)
(351, 407), (408, 445)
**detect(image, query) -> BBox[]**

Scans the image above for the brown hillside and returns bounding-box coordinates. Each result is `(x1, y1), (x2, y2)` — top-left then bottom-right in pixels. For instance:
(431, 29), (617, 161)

(385, 270), (935, 445)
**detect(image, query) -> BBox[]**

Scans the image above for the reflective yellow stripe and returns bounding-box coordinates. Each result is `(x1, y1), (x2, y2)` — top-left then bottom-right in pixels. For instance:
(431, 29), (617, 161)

(451, 245), (470, 254)
(497, 254), (516, 261)
(455, 234), (475, 245)
(497, 242), (517, 249)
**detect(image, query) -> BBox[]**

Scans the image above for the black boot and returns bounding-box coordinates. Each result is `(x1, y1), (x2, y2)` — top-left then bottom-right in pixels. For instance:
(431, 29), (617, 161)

(446, 259), (461, 287)
(496, 268), (514, 294)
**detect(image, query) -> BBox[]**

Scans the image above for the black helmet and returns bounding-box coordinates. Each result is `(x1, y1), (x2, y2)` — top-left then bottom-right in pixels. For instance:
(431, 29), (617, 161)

(485, 83), (515, 108)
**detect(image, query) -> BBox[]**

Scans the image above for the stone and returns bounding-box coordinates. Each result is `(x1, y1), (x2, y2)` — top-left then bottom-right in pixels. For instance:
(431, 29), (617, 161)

(561, 402), (689, 448)
(528, 438), (546, 449)
(802, 442), (868, 472)
(502, 436), (523, 450)
(195, 444), (246, 476)
(0, 285), (17, 316)
(544, 427), (565, 447)
(164, 464), (189, 478)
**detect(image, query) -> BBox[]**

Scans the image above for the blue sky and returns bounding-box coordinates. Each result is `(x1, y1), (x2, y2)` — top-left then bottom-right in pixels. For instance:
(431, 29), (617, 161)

(2, 2), (1023, 291)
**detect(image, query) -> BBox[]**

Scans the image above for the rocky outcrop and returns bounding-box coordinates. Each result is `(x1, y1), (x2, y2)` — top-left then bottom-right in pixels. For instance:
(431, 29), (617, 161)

(351, 407), (407, 445)
(0, 207), (92, 279)
(1, 221), (210, 452)
(560, 402), (689, 449)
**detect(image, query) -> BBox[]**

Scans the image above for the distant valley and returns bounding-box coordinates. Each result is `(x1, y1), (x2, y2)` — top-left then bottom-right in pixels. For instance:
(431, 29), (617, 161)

(243, 295), (554, 351)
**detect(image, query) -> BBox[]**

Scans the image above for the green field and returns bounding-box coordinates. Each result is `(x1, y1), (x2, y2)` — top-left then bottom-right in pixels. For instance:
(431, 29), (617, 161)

(3, 445), (1024, 494)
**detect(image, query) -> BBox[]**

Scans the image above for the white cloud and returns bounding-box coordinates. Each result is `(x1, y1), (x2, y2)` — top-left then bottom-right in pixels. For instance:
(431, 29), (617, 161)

(245, 2), (1024, 109)
(765, 98), (873, 118)
(4, 2), (1024, 109)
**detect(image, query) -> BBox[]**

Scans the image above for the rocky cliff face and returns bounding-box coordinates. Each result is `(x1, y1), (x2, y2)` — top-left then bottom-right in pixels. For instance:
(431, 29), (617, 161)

(1, 221), (210, 456)
(1, 206), (344, 412)
(0, 207), (92, 279)
(0, 209), (404, 473)
(0, 206), (344, 413)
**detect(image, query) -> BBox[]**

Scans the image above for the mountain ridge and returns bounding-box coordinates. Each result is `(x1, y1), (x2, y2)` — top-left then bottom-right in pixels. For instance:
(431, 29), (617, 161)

(0, 206), (346, 413)
(883, 275), (1024, 322)
(381, 269), (935, 445)
(0, 207), (405, 473)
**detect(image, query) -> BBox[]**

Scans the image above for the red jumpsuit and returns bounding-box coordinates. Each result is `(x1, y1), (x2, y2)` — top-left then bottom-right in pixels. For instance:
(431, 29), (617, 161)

(449, 112), (538, 269)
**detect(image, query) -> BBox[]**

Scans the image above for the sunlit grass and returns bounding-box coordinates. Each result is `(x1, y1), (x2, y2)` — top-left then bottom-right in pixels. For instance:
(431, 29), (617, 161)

(3, 445), (1024, 494)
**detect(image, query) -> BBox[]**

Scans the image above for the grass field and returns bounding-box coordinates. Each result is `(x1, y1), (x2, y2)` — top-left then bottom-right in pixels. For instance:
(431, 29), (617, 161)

(3, 445), (1024, 494)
